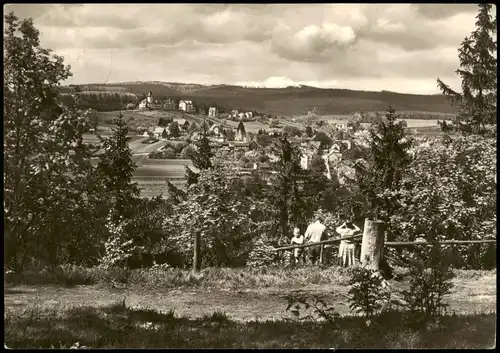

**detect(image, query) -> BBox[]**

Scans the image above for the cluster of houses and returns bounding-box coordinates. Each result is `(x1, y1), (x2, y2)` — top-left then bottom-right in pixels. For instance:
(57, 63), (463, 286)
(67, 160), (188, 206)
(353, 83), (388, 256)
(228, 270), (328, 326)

(136, 91), (195, 113)
(298, 138), (367, 184)
(134, 94), (369, 184)
(141, 118), (190, 139)
(208, 108), (254, 120)
(134, 91), (258, 124)
(190, 120), (367, 184)
(229, 110), (253, 120)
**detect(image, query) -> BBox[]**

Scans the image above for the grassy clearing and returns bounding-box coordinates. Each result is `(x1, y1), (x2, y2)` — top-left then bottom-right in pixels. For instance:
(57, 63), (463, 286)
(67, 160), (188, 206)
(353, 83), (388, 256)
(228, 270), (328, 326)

(4, 300), (495, 348)
(5, 265), (496, 290)
(5, 265), (364, 289)
(97, 110), (200, 129)
(5, 266), (495, 347)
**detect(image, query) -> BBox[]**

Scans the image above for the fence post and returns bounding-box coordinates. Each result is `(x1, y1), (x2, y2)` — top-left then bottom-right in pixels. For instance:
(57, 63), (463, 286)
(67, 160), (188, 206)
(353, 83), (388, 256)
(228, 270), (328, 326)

(360, 219), (385, 271)
(193, 232), (201, 272)
(320, 244), (324, 265)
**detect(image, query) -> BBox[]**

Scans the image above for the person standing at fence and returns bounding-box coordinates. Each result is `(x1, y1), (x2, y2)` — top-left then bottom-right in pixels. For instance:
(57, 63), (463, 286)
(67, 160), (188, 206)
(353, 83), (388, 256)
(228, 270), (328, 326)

(336, 220), (361, 267)
(290, 227), (305, 265)
(304, 217), (327, 265)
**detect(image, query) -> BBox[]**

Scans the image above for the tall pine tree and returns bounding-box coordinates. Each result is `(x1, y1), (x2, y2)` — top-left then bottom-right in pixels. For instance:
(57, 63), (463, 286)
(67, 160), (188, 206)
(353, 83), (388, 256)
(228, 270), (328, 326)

(190, 119), (214, 171)
(437, 4), (497, 135)
(185, 118), (213, 187)
(357, 105), (412, 226)
(97, 114), (140, 220)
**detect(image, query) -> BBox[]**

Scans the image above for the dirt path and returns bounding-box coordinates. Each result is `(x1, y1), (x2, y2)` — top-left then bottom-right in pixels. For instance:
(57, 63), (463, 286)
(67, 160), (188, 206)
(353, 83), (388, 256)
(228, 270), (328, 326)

(4, 275), (496, 322)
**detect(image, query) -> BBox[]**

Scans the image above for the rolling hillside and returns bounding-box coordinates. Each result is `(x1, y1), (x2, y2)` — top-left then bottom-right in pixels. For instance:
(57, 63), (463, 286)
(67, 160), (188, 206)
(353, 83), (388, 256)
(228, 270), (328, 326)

(62, 81), (458, 116)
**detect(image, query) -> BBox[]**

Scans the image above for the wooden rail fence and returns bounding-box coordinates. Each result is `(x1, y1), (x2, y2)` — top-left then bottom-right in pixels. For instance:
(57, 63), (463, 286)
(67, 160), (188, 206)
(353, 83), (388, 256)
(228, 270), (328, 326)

(272, 226), (496, 268)
(191, 217), (496, 272)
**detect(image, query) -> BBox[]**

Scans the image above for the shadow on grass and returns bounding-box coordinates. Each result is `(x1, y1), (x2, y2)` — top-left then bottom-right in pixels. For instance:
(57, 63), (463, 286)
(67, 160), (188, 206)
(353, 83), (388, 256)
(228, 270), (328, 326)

(4, 301), (496, 349)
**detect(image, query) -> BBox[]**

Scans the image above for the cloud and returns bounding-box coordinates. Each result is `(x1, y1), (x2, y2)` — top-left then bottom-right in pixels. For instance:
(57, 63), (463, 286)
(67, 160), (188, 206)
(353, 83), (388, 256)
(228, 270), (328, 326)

(412, 4), (477, 19)
(238, 76), (298, 88)
(270, 22), (358, 63)
(3, 4), (485, 94)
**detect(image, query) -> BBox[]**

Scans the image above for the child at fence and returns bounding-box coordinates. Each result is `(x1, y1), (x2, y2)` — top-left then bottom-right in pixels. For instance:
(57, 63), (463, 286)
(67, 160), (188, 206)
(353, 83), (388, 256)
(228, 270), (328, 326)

(290, 227), (305, 266)
(336, 220), (361, 267)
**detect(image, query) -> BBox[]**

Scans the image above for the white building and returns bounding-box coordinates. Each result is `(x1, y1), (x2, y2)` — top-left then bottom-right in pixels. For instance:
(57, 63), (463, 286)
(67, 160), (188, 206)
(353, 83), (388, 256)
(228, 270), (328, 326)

(208, 107), (217, 117)
(138, 100), (148, 110)
(139, 90), (156, 110)
(179, 100), (195, 113)
(300, 154), (309, 170)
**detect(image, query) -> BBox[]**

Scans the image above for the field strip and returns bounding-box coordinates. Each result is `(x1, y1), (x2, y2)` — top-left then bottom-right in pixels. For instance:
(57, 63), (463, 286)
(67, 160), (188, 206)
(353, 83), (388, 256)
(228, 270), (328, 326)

(4, 276), (496, 322)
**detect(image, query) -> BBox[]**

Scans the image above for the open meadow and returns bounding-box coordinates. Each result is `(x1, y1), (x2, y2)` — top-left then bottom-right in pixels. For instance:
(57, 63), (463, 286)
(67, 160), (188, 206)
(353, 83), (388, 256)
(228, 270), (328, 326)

(4, 266), (496, 348)
(133, 159), (194, 197)
(133, 159), (194, 178)
(217, 118), (270, 133)
(96, 110), (201, 130)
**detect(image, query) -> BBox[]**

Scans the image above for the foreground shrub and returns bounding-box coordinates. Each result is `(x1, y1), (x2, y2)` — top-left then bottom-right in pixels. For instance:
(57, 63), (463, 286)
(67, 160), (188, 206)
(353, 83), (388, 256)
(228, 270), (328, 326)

(402, 243), (455, 323)
(247, 235), (282, 268)
(285, 293), (340, 325)
(347, 267), (391, 318)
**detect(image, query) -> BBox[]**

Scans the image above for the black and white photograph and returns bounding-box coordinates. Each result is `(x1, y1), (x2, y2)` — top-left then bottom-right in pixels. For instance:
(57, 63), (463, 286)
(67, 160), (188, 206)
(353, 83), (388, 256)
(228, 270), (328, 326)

(4, 3), (496, 349)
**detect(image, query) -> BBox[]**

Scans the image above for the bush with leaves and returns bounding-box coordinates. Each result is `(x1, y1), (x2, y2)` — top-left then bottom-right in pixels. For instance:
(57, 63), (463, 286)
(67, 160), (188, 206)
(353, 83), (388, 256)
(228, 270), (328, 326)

(100, 212), (137, 268)
(100, 194), (174, 268)
(401, 243), (455, 323)
(180, 145), (197, 159)
(165, 166), (270, 267)
(161, 147), (177, 159)
(347, 266), (392, 318)
(388, 135), (496, 268)
(285, 293), (341, 325)
(247, 232), (281, 268)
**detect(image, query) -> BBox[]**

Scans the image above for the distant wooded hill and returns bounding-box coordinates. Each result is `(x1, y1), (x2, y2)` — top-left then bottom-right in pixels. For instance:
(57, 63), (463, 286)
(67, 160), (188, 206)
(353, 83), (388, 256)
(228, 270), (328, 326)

(60, 81), (458, 117)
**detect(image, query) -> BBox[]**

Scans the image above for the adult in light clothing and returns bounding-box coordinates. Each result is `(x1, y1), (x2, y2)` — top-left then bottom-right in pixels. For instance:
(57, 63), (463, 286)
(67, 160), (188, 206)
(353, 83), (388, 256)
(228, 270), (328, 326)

(290, 227), (305, 265)
(304, 217), (327, 265)
(336, 221), (361, 267)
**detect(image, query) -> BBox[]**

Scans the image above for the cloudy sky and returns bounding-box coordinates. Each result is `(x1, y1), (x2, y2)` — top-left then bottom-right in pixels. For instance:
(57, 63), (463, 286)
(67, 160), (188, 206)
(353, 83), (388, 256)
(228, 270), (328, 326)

(5, 3), (484, 94)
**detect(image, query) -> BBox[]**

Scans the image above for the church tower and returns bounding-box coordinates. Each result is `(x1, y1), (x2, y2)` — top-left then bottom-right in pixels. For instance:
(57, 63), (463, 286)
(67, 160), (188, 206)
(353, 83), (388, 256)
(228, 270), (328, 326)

(147, 90), (153, 105)
(235, 121), (247, 142)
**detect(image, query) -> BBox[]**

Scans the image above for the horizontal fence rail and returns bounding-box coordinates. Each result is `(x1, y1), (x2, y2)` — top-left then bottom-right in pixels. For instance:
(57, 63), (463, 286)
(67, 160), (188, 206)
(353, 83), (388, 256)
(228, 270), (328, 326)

(275, 234), (363, 252)
(275, 237), (496, 252)
(385, 239), (497, 247)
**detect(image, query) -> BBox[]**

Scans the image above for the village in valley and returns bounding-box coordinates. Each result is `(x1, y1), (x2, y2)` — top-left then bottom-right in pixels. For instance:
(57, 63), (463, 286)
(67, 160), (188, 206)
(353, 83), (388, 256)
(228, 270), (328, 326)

(92, 88), (374, 196)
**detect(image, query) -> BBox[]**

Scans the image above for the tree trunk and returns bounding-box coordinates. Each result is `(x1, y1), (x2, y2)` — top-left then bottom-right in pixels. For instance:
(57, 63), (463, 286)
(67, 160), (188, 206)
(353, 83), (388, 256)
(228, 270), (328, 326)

(360, 218), (385, 271)
(193, 232), (201, 272)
